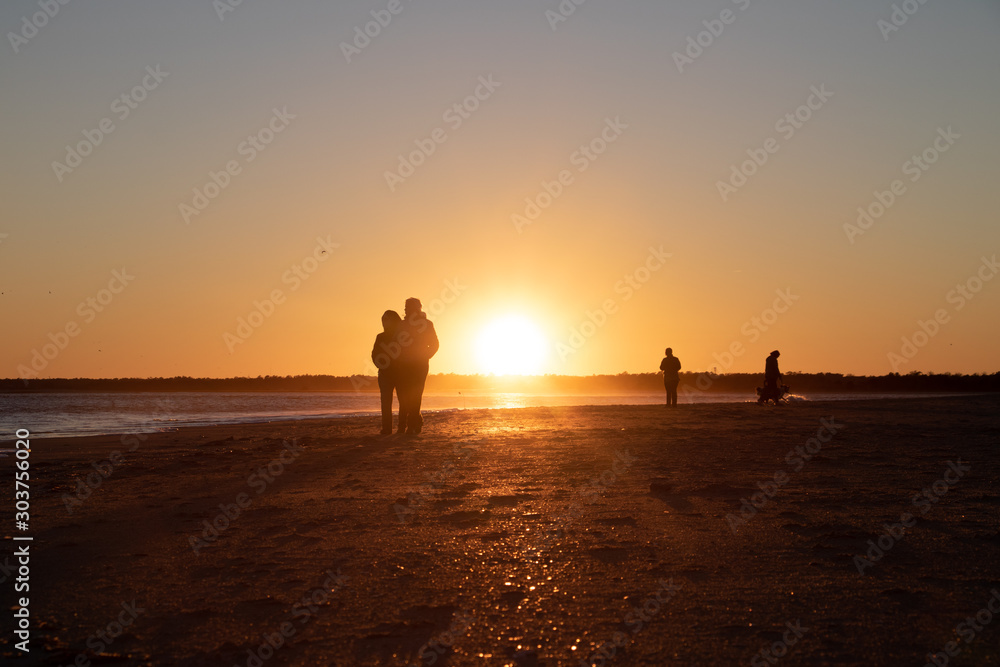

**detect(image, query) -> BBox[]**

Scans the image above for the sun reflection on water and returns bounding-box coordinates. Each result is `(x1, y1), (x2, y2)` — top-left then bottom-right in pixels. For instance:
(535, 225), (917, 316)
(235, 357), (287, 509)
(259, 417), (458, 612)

(489, 393), (530, 409)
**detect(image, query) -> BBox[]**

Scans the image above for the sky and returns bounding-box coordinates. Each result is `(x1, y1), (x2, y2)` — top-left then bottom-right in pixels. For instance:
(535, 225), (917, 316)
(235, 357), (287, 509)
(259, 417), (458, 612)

(2, 0), (998, 379)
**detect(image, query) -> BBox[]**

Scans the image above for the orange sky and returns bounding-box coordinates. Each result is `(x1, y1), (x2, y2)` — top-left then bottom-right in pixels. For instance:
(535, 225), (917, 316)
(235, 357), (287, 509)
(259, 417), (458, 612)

(2, 1), (999, 379)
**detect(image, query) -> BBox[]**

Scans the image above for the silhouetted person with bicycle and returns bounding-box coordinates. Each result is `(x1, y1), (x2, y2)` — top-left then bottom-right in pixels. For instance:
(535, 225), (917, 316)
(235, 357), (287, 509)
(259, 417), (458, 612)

(757, 349), (786, 404)
(396, 297), (439, 435)
(660, 347), (681, 406)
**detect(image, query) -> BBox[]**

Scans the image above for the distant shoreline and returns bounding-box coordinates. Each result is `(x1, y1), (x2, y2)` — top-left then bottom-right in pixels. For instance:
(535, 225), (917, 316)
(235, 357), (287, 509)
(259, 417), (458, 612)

(6, 392), (987, 445)
(2, 387), (995, 394)
(3, 371), (998, 394)
(2, 391), (992, 441)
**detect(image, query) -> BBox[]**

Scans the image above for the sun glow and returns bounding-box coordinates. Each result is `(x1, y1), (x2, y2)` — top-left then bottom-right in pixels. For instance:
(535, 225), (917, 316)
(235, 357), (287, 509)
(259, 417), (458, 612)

(475, 315), (549, 375)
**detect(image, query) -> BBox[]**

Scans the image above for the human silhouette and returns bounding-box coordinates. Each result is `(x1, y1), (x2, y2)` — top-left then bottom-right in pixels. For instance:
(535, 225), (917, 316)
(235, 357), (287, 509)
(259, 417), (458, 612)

(765, 350), (782, 388)
(758, 349), (784, 404)
(371, 310), (403, 435)
(659, 347), (681, 406)
(395, 298), (439, 435)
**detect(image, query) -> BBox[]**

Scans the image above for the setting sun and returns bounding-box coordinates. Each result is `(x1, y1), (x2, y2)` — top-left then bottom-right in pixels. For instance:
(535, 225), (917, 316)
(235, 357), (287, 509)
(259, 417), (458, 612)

(475, 315), (549, 375)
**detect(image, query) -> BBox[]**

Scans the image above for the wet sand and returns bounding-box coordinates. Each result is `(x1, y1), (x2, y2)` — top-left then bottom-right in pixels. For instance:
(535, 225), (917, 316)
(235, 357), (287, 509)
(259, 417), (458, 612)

(4, 394), (1000, 666)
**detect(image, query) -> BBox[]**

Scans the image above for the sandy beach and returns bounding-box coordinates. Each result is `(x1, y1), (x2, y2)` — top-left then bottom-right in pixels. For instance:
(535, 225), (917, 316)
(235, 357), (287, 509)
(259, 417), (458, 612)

(4, 394), (1000, 666)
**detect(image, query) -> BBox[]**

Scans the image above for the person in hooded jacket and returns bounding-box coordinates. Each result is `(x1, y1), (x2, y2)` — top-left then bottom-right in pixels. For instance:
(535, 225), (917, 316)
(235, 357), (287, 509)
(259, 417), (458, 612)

(371, 310), (403, 435)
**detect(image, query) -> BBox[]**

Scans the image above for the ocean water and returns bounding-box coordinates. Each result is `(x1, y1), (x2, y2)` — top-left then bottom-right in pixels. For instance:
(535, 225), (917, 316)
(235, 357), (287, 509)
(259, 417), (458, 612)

(0, 391), (952, 440)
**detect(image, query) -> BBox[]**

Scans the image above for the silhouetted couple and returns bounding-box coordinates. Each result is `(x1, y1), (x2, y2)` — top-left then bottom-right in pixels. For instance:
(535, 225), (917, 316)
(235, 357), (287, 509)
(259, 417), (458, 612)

(371, 298), (439, 435)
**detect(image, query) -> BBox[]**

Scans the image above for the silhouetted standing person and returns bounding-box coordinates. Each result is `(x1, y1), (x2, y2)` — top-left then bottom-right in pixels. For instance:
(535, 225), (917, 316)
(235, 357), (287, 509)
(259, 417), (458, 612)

(660, 347), (681, 406)
(396, 298), (439, 435)
(372, 310), (403, 435)
(764, 350), (782, 394)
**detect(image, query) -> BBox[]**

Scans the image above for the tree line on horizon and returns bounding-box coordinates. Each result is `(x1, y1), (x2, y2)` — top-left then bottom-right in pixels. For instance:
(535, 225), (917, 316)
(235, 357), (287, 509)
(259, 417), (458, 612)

(2, 371), (998, 394)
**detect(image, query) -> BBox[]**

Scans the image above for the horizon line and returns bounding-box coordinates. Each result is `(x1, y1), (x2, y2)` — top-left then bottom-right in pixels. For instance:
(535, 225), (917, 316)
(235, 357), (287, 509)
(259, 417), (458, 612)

(5, 370), (1000, 383)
